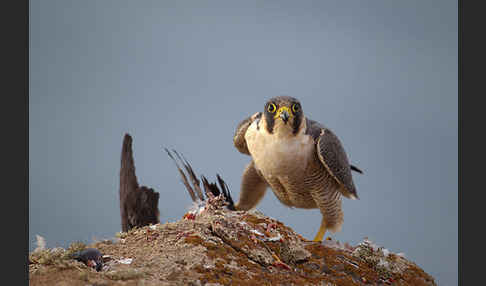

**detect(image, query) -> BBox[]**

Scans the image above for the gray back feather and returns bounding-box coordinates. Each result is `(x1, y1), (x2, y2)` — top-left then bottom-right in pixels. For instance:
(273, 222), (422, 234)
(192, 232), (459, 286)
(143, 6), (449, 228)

(306, 119), (358, 198)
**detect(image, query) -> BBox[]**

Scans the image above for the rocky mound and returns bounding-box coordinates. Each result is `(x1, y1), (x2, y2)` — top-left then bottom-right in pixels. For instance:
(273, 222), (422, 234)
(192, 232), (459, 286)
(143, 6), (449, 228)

(29, 195), (436, 286)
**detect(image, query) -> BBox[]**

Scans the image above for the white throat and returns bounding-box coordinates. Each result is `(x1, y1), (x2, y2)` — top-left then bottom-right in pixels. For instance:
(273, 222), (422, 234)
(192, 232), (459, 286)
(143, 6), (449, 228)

(244, 116), (313, 176)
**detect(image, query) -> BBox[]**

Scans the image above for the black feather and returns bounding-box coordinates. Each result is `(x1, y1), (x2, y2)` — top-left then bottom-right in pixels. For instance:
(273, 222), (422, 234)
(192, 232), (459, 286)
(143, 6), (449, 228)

(165, 149), (235, 210)
(72, 248), (103, 272)
(350, 165), (363, 174)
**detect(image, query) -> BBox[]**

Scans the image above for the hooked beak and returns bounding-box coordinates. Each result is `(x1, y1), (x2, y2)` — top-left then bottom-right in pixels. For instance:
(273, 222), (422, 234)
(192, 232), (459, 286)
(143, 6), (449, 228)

(274, 106), (292, 124)
(279, 109), (290, 124)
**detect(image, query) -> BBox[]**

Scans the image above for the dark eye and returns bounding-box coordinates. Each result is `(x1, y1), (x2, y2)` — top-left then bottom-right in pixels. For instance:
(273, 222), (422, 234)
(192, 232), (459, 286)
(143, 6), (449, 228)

(267, 103), (277, 113)
(292, 103), (300, 113)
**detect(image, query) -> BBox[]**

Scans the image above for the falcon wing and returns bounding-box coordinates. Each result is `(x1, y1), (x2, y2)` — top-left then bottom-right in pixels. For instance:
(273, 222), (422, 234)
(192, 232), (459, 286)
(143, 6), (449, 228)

(233, 112), (262, 155)
(306, 119), (359, 199)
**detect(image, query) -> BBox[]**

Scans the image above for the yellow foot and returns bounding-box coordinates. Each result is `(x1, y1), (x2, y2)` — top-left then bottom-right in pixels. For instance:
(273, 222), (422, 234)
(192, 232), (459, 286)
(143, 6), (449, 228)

(313, 223), (327, 242)
(313, 227), (326, 242)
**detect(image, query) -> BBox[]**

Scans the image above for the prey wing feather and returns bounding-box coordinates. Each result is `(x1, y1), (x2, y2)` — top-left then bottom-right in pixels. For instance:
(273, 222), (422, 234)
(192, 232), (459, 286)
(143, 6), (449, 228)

(165, 149), (235, 210)
(165, 148), (197, 202)
(217, 174), (235, 210)
(172, 150), (204, 201)
(200, 175), (235, 210)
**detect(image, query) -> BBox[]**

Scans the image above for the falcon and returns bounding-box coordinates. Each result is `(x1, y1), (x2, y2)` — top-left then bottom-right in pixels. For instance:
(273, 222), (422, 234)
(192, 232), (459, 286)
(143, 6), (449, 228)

(233, 96), (362, 242)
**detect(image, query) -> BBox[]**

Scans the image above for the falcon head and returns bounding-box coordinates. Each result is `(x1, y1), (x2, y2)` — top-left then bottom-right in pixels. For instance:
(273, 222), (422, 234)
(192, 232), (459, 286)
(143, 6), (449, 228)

(263, 96), (304, 136)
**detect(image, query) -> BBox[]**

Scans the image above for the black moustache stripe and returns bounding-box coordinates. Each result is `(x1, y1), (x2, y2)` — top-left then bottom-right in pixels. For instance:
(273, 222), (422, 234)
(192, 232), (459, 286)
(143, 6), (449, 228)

(292, 115), (302, 134)
(265, 113), (274, 134)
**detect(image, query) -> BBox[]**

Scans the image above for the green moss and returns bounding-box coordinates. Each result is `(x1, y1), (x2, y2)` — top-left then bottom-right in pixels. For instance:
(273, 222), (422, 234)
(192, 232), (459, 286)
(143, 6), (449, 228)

(78, 271), (90, 281)
(65, 241), (87, 257)
(115, 232), (128, 239)
(29, 248), (67, 265)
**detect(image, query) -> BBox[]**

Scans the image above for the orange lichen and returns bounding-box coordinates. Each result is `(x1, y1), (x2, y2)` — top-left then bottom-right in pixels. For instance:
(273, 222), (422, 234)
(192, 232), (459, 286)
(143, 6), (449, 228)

(30, 207), (436, 286)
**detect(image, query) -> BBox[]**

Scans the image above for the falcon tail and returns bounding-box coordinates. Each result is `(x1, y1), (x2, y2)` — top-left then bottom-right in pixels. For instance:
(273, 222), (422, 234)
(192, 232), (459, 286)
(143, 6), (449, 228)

(350, 164), (363, 174)
(165, 148), (235, 210)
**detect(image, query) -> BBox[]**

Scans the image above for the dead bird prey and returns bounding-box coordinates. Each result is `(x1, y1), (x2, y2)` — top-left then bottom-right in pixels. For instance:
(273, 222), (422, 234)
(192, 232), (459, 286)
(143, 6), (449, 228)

(165, 148), (235, 210)
(71, 248), (104, 272)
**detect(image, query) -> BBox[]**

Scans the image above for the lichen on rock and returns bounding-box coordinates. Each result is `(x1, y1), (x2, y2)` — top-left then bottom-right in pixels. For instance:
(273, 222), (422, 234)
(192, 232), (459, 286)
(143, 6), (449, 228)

(29, 195), (436, 285)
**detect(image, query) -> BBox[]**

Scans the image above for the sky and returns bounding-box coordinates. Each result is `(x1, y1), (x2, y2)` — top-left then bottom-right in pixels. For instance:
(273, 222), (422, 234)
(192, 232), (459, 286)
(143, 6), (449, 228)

(29, 0), (457, 284)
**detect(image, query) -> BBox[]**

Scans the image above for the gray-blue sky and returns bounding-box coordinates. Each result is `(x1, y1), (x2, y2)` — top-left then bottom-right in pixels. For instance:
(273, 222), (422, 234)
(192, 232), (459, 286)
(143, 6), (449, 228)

(29, 0), (457, 284)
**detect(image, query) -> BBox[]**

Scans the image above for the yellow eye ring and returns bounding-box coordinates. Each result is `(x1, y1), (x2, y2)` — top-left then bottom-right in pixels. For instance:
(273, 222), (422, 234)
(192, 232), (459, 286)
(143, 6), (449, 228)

(292, 104), (300, 113)
(267, 103), (277, 113)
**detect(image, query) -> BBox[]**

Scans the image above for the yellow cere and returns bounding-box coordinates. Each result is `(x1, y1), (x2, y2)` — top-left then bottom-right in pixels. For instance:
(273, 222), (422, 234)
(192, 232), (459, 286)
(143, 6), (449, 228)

(274, 106), (293, 119)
